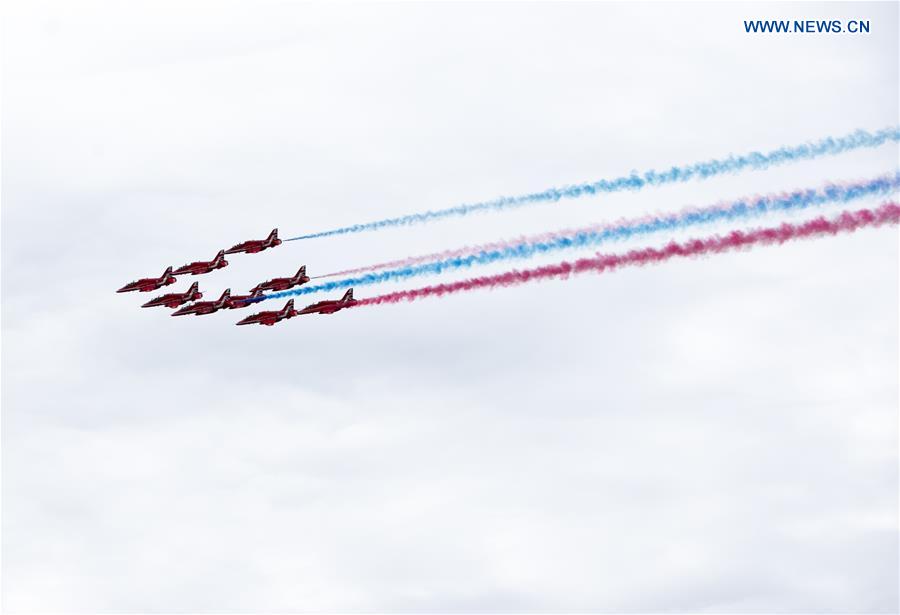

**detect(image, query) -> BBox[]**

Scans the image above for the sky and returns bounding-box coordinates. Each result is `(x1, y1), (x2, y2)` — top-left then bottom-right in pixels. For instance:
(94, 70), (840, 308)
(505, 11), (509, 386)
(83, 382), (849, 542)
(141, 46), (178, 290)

(2, 1), (898, 612)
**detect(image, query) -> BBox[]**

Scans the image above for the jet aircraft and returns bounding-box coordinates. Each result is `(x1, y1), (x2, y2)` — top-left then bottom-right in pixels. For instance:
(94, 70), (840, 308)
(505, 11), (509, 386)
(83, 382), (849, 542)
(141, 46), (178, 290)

(298, 289), (357, 315)
(225, 229), (281, 254)
(173, 250), (228, 276)
(236, 299), (297, 326)
(225, 288), (265, 309)
(252, 266), (309, 293)
(117, 266), (177, 293)
(141, 282), (202, 308)
(171, 289), (231, 317)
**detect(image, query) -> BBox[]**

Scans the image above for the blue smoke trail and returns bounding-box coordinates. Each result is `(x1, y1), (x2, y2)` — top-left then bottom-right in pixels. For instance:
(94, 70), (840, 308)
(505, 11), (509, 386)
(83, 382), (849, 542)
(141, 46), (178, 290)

(258, 174), (900, 301)
(287, 127), (900, 241)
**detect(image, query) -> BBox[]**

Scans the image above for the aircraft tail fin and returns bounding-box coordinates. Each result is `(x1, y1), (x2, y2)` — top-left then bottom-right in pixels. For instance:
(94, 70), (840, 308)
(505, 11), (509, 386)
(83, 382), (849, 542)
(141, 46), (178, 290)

(284, 299), (295, 313)
(269, 228), (278, 240)
(296, 265), (306, 279)
(342, 288), (354, 302)
(219, 288), (231, 302)
(189, 281), (199, 293)
(163, 266), (173, 277)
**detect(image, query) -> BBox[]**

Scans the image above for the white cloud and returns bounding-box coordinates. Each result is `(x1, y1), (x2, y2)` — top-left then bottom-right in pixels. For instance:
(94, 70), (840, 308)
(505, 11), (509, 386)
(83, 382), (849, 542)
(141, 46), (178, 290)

(2, 1), (898, 612)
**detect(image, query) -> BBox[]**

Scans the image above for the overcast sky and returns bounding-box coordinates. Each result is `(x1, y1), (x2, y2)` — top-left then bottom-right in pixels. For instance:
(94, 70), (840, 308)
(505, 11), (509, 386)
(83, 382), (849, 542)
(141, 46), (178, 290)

(2, 1), (898, 612)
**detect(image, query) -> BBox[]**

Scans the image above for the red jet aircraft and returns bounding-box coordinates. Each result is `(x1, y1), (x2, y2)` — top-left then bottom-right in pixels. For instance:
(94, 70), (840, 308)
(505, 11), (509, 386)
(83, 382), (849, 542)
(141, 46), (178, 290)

(117, 266), (177, 293)
(236, 299), (297, 326)
(141, 282), (202, 309)
(298, 289), (358, 315)
(171, 289), (231, 317)
(173, 250), (228, 276)
(225, 228), (282, 254)
(225, 288), (265, 309)
(252, 266), (309, 293)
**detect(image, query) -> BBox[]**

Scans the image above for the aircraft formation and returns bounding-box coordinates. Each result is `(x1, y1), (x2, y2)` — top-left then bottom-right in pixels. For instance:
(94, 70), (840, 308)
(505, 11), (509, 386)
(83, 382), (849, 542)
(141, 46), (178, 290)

(115, 129), (900, 324)
(117, 229), (357, 327)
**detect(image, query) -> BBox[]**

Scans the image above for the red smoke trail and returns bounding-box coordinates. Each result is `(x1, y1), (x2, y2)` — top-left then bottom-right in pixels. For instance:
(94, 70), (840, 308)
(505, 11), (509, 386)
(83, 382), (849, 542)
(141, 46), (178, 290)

(349, 203), (899, 308)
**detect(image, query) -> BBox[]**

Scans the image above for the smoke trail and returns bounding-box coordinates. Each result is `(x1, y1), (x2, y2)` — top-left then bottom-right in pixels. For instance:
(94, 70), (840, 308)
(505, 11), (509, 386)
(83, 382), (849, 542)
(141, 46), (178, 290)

(254, 175), (899, 302)
(348, 203), (899, 308)
(287, 127), (900, 241)
(317, 174), (900, 279)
